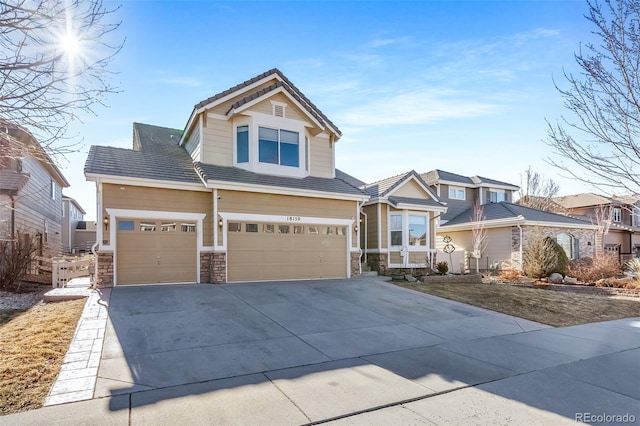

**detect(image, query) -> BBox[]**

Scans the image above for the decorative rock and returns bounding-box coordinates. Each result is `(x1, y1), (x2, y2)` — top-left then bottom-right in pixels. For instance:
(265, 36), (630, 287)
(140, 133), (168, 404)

(405, 274), (418, 283)
(549, 273), (564, 284)
(563, 276), (579, 285)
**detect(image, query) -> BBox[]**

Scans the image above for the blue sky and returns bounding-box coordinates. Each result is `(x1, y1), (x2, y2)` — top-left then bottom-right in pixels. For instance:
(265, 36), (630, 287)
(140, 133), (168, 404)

(62, 0), (595, 220)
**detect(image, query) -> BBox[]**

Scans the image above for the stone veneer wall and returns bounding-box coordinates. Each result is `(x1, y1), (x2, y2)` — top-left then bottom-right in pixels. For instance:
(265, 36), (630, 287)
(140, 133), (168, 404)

(96, 252), (113, 288)
(350, 252), (361, 278)
(512, 225), (597, 262)
(211, 252), (226, 283)
(367, 253), (388, 275)
(200, 252), (212, 283)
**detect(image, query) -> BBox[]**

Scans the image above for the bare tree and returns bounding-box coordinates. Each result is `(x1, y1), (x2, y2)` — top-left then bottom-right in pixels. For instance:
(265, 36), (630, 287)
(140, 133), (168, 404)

(593, 203), (614, 254)
(517, 166), (562, 212)
(0, 0), (123, 159)
(470, 200), (487, 273)
(547, 0), (640, 194)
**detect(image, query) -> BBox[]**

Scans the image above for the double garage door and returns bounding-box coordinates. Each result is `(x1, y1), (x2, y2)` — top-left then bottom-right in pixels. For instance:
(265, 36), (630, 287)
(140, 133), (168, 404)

(227, 221), (348, 282)
(116, 219), (197, 285)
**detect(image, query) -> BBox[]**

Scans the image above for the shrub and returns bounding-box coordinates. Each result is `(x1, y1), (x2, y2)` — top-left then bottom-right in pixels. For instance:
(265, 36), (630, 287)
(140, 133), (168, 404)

(436, 261), (448, 275)
(0, 233), (37, 292)
(548, 238), (569, 275)
(626, 258), (640, 282)
(570, 255), (621, 283)
(523, 236), (562, 278)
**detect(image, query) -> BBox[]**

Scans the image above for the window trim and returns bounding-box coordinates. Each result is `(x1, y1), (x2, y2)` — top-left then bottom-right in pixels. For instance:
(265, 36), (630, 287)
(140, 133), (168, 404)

(448, 186), (465, 200)
(489, 189), (506, 203)
(613, 207), (622, 223)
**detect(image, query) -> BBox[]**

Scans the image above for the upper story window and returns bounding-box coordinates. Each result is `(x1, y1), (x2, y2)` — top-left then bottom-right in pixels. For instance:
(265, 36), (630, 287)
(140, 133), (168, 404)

(448, 186), (465, 200)
(613, 207), (622, 223)
(236, 126), (249, 163)
(50, 178), (56, 200)
(489, 190), (506, 203)
(258, 127), (299, 167)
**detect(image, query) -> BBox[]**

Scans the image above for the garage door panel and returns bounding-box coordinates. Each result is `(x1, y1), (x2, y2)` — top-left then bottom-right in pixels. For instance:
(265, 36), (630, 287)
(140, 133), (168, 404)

(116, 218), (197, 285)
(227, 221), (347, 282)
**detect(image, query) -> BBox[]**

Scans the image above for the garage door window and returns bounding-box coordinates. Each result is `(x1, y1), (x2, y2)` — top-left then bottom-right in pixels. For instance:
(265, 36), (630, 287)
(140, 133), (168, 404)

(181, 223), (196, 233)
(140, 222), (156, 232)
(294, 225), (305, 234)
(308, 226), (319, 234)
(263, 224), (275, 233)
(336, 226), (346, 236)
(246, 223), (258, 233)
(326, 226), (334, 235)
(118, 220), (134, 231)
(229, 223), (241, 232)
(278, 225), (290, 234)
(161, 222), (177, 232)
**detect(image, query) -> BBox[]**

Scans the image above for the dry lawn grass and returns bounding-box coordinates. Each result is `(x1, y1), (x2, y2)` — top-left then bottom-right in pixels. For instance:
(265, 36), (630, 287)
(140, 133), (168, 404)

(396, 281), (640, 327)
(0, 299), (86, 415)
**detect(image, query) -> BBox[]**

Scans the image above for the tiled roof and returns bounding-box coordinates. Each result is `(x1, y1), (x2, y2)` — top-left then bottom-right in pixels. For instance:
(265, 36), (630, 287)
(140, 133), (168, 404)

(194, 68), (341, 136)
(84, 123), (203, 185)
(388, 196), (444, 209)
(362, 170), (431, 197)
(335, 169), (366, 188)
(442, 202), (594, 227)
(421, 169), (519, 189)
(554, 193), (640, 208)
(195, 162), (366, 196)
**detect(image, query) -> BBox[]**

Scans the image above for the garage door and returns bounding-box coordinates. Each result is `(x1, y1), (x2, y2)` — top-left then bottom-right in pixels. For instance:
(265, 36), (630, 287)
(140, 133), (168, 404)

(116, 219), (197, 285)
(227, 222), (347, 282)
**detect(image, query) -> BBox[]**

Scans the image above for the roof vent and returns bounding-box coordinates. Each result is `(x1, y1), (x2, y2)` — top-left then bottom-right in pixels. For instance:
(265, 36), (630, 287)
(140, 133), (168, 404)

(274, 104), (284, 117)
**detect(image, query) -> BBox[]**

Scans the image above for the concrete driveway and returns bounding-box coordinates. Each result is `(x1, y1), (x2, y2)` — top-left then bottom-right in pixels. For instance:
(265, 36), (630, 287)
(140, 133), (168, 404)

(4, 278), (640, 425)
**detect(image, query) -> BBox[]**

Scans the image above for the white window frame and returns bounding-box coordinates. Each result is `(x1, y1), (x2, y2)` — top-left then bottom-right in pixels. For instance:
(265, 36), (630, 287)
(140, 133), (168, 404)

(613, 207), (622, 223)
(50, 179), (56, 200)
(448, 186), (465, 200)
(232, 113), (309, 178)
(489, 189), (506, 203)
(389, 214), (403, 248)
(388, 210), (431, 268)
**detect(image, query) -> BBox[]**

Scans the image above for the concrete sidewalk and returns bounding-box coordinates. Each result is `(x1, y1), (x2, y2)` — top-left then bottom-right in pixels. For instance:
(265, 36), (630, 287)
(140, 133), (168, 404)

(2, 279), (639, 425)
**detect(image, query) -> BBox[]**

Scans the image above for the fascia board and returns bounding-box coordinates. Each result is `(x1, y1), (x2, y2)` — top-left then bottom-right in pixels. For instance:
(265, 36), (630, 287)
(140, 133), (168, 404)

(440, 217), (526, 231)
(207, 179), (368, 202)
(85, 173), (210, 192)
(523, 220), (599, 230)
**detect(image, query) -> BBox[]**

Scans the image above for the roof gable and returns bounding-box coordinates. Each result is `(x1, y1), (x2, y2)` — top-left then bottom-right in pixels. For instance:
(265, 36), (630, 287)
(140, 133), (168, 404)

(421, 169), (519, 190)
(363, 170), (441, 204)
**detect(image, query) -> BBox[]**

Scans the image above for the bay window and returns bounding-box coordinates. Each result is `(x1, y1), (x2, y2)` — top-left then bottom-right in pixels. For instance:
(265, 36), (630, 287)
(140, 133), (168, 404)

(390, 214), (403, 246)
(236, 125), (249, 163)
(409, 215), (427, 246)
(258, 127), (299, 167)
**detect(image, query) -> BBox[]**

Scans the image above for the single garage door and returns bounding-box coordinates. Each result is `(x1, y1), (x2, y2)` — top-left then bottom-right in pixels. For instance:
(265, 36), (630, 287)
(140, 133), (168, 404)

(116, 219), (197, 285)
(227, 222), (347, 282)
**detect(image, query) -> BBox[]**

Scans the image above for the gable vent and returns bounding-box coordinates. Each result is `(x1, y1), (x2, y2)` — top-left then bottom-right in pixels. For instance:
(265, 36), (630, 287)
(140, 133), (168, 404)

(274, 104), (285, 117)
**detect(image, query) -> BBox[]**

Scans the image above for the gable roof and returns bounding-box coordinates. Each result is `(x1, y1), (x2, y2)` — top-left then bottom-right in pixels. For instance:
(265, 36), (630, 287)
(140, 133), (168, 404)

(421, 169), (519, 190)
(183, 68), (340, 145)
(335, 169), (367, 188)
(84, 123), (203, 185)
(553, 193), (640, 209)
(362, 170), (432, 197)
(195, 162), (366, 197)
(62, 195), (87, 215)
(442, 201), (596, 229)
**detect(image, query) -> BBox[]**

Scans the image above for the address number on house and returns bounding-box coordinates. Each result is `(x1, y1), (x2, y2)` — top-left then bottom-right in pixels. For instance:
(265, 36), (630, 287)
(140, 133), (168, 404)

(286, 216), (301, 222)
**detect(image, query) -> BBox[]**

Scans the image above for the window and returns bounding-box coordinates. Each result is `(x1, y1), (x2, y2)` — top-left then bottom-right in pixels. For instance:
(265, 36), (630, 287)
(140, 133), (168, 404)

(278, 225), (290, 234)
(118, 220), (134, 231)
(161, 222), (176, 232)
(44, 219), (48, 243)
(308, 225), (319, 234)
(489, 190), (506, 203)
(557, 232), (577, 260)
(236, 125), (249, 163)
(336, 226), (346, 236)
(293, 225), (305, 234)
(228, 223), (241, 232)
(258, 127), (299, 167)
(140, 222), (156, 232)
(409, 215), (427, 246)
(263, 224), (275, 234)
(448, 186), (465, 200)
(613, 207), (622, 223)
(181, 223), (196, 232)
(390, 214), (403, 246)
(246, 223), (258, 233)
(50, 179), (56, 200)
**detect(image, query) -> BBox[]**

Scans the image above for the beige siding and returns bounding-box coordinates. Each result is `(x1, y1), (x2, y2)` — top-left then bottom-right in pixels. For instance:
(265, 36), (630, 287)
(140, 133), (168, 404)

(439, 227), (512, 268)
(362, 204), (378, 249)
(209, 80), (277, 116)
(392, 180), (430, 199)
(249, 93), (307, 122)
(102, 184), (213, 246)
(309, 135), (333, 178)
(184, 122), (201, 161)
(202, 115), (233, 166)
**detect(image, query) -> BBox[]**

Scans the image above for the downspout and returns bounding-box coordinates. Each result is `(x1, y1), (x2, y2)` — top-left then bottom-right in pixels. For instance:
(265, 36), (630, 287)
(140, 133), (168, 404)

(361, 209), (368, 264)
(10, 194), (15, 244)
(517, 223), (523, 272)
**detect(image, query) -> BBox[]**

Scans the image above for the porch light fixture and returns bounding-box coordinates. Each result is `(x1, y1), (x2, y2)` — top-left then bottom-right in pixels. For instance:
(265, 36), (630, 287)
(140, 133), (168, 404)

(103, 217), (109, 229)
(354, 225), (359, 233)
(218, 218), (223, 229)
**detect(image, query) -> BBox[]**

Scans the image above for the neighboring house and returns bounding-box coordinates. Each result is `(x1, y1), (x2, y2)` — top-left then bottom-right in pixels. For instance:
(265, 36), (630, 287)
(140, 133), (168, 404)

(552, 193), (640, 261)
(85, 69), (368, 287)
(62, 195), (96, 254)
(358, 171), (447, 274)
(439, 202), (598, 272)
(421, 169), (520, 223)
(0, 122), (69, 263)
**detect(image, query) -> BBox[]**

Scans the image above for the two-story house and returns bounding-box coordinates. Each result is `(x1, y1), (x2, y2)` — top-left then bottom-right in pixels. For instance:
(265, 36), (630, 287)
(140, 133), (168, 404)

(421, 170), (597, 272)
(85, 69), (368, 287)
(0, 121), (69, 263)
(552, 193), (640, 261)
(421, 169), (520, 223)
(62, 195), (96, 254)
